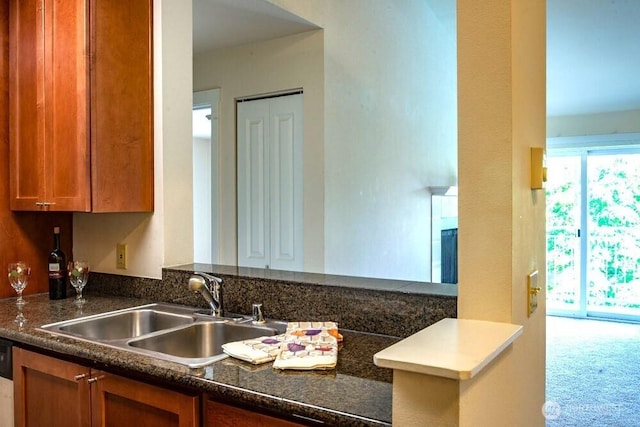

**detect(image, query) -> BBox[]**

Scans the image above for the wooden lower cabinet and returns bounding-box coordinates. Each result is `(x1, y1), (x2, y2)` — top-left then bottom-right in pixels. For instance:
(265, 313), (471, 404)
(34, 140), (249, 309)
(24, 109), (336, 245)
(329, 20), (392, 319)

(13, 348), (199, 427)
(205, 399), (304, 427)
(12, 347), (91, 426)
(13, 347), (308, 427)
(90, 368), (199, 427)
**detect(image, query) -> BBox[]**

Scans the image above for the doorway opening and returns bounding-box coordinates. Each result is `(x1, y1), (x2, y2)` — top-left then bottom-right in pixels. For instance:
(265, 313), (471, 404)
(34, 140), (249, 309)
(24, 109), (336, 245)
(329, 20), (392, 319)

(193, 89), (220, 264)
(546, 136), (640, 322)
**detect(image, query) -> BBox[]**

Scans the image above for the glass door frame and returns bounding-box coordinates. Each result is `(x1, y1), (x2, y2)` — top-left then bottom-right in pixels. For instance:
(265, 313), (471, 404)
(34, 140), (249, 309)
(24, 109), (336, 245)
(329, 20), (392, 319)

(547, 133), (640, 322)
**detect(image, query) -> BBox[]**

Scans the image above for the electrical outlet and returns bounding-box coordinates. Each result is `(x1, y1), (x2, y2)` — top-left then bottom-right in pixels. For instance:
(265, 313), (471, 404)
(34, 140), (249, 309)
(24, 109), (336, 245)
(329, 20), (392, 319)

(116, 244), (128, 269)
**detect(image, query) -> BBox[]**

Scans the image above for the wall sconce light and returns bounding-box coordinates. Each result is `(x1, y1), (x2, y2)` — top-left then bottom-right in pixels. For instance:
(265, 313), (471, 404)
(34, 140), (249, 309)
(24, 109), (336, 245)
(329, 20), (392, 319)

(530, 147), (547, 190)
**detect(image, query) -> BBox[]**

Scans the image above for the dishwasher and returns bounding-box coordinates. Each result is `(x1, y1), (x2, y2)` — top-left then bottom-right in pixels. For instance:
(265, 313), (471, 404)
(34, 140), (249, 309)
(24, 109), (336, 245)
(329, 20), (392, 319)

(0, 338), (13, 427)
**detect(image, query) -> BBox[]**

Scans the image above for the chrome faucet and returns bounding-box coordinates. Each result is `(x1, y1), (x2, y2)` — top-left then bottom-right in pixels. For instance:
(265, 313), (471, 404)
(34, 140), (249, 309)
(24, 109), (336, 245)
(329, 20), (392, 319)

(188, 272), (223, 317)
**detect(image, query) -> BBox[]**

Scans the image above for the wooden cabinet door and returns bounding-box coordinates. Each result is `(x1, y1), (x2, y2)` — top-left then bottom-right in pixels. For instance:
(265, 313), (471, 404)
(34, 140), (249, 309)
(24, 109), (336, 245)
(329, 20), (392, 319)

(9, 0), (153, 213)
(90, 0), (154, 212)
(91, 369), (199, 427)
(9, 0), (47, 210)
(14, 348), (199, 427)
(9, 0), (90, 212)
(44, 0), (91, 211)
(13, 347), (91, 427)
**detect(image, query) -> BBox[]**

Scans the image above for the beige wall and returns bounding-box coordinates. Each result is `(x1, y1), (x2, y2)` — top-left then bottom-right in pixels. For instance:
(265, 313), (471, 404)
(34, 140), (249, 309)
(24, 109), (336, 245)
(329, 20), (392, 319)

(457, 0), (546, 425)
(547, 108), (640, 137)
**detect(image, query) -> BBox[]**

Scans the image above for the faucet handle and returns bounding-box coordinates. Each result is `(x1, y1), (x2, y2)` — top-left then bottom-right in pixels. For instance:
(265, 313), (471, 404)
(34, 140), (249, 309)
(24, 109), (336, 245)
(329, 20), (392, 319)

(252, 303), (265, 324)
(194, 271), (223, 285)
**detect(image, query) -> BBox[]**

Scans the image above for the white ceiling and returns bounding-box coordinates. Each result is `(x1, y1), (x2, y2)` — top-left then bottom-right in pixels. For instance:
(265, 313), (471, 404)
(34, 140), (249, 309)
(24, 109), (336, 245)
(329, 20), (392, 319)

(547, 0), (640, 116)
(192, 0), (318, 54)
(193, 0), (640, 118)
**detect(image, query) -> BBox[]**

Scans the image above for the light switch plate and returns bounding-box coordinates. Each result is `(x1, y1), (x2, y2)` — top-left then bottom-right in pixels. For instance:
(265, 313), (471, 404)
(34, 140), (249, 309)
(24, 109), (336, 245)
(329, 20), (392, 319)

(527, 270), (540, 317)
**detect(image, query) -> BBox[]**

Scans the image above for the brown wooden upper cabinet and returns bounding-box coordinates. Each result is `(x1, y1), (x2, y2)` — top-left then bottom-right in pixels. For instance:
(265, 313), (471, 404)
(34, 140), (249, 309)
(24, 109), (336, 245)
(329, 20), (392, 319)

(9, 0), (153, 212)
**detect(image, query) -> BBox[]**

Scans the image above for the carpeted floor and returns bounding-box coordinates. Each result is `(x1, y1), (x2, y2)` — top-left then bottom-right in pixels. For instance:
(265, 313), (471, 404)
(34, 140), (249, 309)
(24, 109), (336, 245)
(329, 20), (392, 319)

(546, 315), (640, 426)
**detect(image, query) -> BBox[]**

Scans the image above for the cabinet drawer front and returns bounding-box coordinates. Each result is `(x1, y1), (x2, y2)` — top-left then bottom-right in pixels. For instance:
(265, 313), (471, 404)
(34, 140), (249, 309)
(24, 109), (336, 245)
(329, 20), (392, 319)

(206, 400), (305, 427)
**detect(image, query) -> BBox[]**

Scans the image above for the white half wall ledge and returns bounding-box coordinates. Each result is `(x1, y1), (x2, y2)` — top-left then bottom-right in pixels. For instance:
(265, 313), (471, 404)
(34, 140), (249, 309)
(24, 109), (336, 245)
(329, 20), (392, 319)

(373, 318), (523, 380)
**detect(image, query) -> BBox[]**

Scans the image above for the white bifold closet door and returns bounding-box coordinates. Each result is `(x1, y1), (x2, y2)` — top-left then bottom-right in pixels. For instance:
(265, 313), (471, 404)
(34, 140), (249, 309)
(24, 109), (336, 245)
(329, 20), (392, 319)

(237, 93), (303, 271)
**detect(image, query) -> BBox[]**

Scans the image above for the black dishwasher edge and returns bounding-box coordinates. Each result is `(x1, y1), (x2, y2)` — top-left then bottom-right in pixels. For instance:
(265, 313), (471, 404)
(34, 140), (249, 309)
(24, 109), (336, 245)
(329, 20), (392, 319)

(0, 338), (12, 380)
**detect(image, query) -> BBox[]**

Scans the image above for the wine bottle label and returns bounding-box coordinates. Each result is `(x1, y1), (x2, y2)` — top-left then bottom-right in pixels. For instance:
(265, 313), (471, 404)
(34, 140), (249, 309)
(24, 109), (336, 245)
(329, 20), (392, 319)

(49, 263), (60, 272)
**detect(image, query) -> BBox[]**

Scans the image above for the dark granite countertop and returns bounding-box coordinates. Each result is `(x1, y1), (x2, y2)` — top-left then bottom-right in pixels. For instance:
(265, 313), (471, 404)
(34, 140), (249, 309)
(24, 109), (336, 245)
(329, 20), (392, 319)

(0, 294), (399, 426)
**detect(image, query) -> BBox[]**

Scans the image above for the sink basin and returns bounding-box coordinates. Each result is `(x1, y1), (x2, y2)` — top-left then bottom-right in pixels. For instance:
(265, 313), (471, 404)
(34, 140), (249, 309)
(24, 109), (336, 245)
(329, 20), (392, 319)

(39, 303), (282, 367)
(57, 309), (194, 340)
(129, 321), (278, 366)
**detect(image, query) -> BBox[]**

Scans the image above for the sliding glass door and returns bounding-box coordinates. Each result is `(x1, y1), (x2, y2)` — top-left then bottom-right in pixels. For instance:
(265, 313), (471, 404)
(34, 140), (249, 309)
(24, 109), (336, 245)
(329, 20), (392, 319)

(546, 155), (582, 314)
(546, 148), (640, 321)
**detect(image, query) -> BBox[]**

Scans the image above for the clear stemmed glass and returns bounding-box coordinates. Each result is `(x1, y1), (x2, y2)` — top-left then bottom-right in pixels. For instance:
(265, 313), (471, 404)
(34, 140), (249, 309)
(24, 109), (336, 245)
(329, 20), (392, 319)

(8, 261), (31, 307)
(68, 261), (89, 304)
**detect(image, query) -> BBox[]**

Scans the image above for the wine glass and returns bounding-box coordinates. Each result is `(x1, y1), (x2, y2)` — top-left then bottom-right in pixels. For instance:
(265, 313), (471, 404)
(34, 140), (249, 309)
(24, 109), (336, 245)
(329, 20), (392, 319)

(8, 261), (30, 306)
(68, 261), (89, 304)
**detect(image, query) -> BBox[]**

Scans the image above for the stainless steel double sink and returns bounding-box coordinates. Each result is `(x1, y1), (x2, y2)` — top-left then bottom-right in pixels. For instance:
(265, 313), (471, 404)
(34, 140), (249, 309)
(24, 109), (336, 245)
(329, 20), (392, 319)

(39, 303), (286, 367)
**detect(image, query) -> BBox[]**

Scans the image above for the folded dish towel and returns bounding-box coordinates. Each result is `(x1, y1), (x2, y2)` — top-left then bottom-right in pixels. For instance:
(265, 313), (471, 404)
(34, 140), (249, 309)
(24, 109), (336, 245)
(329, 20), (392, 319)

(221, 334), (287, 364)
(285, 321), (343, 342)
(222, 321), (340, 369)
(272, 322), (339, 370)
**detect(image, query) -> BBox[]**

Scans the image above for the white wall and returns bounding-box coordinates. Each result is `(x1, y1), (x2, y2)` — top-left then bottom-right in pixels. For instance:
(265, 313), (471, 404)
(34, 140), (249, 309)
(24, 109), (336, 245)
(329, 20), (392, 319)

(206, 0), (458, 281)
(73, 0), (193, 279)
(324, 1), (457, 281)
(281, 0), (457, 281)
(74, 0), (457, 283)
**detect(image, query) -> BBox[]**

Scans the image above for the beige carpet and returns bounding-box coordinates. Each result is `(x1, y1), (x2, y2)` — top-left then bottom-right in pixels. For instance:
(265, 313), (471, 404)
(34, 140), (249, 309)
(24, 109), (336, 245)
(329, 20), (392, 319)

(546, 315), (640, 426)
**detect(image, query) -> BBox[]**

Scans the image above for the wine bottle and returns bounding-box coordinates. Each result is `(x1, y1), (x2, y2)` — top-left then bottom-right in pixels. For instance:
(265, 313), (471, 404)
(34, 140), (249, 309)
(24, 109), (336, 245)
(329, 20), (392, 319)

(48, 227), (67, 300)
